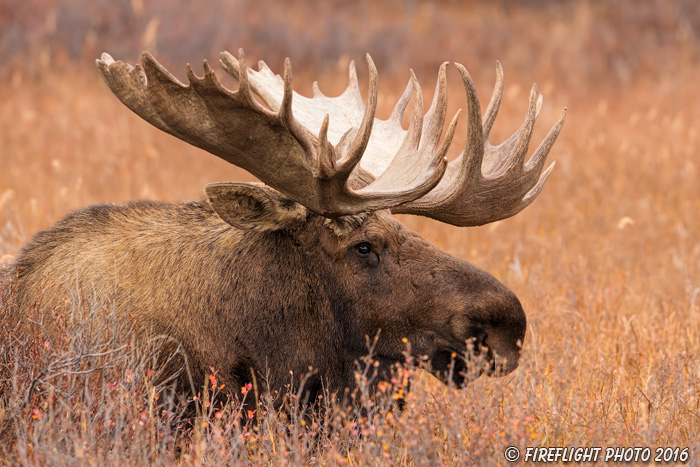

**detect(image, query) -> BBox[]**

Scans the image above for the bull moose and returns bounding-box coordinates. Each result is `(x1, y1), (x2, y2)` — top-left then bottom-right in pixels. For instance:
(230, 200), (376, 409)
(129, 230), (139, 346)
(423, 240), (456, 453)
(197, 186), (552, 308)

(8, 50), (565, 402)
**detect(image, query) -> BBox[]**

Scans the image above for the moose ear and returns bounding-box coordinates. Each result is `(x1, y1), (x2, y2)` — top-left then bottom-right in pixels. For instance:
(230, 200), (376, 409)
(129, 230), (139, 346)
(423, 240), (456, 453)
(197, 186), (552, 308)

(205, 182), (307, 232)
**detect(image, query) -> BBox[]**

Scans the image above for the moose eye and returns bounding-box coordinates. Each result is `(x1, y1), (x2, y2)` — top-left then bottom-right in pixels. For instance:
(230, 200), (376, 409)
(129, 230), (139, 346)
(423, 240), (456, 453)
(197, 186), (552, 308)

(355, 242), (372, 256)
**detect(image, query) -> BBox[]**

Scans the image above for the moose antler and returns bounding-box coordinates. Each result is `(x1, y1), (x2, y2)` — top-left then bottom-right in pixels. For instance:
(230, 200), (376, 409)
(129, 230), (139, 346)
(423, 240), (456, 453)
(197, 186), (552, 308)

(96, 50), (565, 225)
(97, 50), (451, 218)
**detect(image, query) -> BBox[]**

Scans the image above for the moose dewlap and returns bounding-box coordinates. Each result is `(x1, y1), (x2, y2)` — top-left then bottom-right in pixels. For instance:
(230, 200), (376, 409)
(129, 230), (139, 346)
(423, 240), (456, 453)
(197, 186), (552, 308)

(9, 49), (565, 401)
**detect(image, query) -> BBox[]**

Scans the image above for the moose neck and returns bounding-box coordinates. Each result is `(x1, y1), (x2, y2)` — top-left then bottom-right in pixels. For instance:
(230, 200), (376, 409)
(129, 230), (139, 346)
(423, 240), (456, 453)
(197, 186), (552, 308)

(218, 220), (356, 400)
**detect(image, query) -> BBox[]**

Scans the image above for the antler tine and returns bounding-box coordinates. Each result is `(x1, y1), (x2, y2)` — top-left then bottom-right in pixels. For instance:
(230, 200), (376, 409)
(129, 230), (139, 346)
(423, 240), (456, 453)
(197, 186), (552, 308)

(335, 54), (378, 176)
(278, 57), (294, 125)
(422, 63), (457, 173)
(482, 61), (503, 140)
(405, 71), (425, 151)
(317, 114), (336, 179)
(435, 110), (461, 166)
(235, 49), (251, 98)
(392, 61), (565, 227)
(525, 107), (567, 173)
(388, 79), (414, 124)
(494, 160), (557, 228)
(522, 161), (556, 205)
(484, 83), (538, 177)
(421, 62), (449, 151)
(219, 50), (240, 79)
(383, 70), (424, 163)
(457, 62), (487, 185)
(345, 59), (364, 106)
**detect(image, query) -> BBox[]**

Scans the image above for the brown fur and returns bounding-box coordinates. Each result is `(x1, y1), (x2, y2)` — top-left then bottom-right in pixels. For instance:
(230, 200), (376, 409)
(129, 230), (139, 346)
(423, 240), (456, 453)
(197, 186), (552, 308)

(9, 184), (526, 402)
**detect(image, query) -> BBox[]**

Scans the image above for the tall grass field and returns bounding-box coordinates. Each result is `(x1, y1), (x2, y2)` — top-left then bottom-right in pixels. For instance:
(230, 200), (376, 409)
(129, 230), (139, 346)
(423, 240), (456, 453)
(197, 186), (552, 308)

(1, 1), (699, 465)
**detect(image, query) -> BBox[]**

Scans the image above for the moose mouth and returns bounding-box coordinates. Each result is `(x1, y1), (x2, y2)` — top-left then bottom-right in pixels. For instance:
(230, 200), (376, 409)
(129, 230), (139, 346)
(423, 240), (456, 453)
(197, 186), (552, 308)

(430, 332), (517, 387)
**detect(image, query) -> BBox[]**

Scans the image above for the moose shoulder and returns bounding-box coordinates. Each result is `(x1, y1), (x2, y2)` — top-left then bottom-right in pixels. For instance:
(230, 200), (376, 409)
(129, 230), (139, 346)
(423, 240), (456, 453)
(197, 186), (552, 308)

(10, 50), (565, 402)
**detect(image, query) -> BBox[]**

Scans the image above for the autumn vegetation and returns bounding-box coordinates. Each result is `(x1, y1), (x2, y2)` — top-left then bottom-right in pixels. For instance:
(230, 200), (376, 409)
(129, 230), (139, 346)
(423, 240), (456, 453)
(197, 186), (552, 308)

(1, 1), (699, 464)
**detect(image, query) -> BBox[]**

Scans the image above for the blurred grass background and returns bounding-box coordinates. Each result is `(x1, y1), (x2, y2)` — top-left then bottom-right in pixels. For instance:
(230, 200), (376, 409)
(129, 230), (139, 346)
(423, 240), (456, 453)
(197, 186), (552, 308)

(1, 0), (700, 464)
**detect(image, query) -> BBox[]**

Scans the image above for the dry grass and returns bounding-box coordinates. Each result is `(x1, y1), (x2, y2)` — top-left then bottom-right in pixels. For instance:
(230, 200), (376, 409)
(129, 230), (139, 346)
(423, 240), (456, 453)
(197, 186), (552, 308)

(2, 1), (700, 465)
